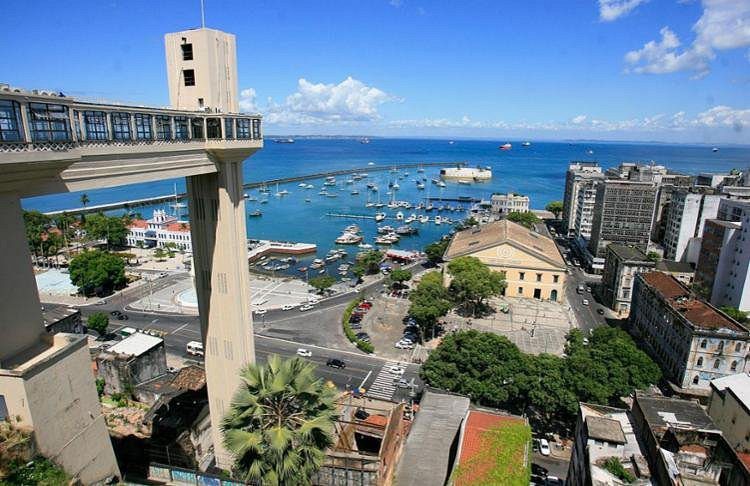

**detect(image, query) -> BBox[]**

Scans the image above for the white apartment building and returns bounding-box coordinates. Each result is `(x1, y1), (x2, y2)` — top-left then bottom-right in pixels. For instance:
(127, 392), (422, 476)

(663, 191), (721, 262)
(562, 162), (603, 236)
(573, 179), (599, 239)
(490, 192), (529, 215)
(126, 209), (192, 252)
(711, 208), (750, 312)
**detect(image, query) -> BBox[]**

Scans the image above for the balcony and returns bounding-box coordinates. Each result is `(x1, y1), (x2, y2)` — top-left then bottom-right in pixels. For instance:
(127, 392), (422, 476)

(0, 87), (263, 196)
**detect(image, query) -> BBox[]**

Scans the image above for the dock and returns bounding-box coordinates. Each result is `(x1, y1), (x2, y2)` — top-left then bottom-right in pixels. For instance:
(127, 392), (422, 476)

(43, 161), (465, 216)
(326, 213), (378, 220)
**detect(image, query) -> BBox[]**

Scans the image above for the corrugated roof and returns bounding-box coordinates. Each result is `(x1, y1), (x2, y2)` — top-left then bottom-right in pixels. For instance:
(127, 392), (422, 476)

(107, 332), (162, 357)
(444, 219), (565, 268)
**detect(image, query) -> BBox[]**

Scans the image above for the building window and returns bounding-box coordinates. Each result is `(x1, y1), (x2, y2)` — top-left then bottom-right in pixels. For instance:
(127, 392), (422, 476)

(736, 343), (742, 353)
(550, 289), (558, 302)
(701, 339), (707, 349)
(224, 118), (234, 139)
(191, 118), (204, 139)
(731, 360), (738, 371)
(206, 118), (221, 139)
(696, 357), (703, 367)
(236, 118), (251, 139)
(174, 116), (189, 139)
(155, 115), (171, 140)
(519, 272), (525, 281)
(252, 118), (261, 139)
(27, 102), (70, 141)
(82, 110), (108, 140)
(718, 341), (724, 353)
(183, 69), (196, 86)
(714, 359), (721, 369)
(518, 286), (523, 295)
(553, 275), (559, 283)
(693, 375), (699, 385)
(110, 112), (131, 140)
(536, 273), (542, 282)
(0, 100), (23, 141)
(181, 43), (193, 61)
(134, 113), (152, 140)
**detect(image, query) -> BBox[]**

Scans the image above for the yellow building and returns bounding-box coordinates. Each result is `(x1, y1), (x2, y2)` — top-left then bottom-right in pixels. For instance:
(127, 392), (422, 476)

(444, 219), (566, 302)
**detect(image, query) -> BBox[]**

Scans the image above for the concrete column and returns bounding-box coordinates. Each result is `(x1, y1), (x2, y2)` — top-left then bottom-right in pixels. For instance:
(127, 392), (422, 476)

(0, 192), (46, 365)
(186, 154), (254, 469)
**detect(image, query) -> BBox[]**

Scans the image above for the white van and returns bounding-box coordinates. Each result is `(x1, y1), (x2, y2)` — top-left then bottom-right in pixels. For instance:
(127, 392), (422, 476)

(186, 341), (204, 357)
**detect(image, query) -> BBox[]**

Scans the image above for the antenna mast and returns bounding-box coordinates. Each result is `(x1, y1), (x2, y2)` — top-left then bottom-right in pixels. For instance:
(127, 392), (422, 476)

(200, 0), (206, 28)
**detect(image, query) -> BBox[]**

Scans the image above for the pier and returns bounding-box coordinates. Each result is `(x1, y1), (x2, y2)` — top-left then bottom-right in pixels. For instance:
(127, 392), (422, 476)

(44, 161), (464, 216)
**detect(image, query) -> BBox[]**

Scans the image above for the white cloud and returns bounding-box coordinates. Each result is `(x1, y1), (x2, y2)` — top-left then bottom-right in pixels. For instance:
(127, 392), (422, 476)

(599, 0), (649, 22)
(571, 114), (588, 124)
(239, 88), (258, 112)
(241, 77), (398, 125)
(693, 105), (750, 130)
(624, 0), (750, 77)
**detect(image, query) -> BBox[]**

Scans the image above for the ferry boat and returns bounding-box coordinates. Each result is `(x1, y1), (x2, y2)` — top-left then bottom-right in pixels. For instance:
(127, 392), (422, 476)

(499, 143), (512, 150)
(375, 212), (386, 222)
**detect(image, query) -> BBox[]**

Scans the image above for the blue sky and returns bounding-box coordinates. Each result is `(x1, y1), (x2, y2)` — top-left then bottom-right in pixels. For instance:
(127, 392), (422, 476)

(2, 0), (749, 143)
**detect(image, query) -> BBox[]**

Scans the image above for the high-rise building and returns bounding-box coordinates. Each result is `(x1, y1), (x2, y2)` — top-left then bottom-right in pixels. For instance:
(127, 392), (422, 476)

(601, 244), (654, 315)
(630, 272), (750, 392)
(588, 180), (658, 257)
(695, 219), (741, 300)
(165, 28), (239, 113)
(662, 190), (721, 262)
(562, 162), (603, 237)
(572, 179), (600, 239)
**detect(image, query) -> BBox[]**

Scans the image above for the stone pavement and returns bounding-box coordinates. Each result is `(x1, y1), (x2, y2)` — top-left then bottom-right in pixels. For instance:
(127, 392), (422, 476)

(443, 296), (574, 356)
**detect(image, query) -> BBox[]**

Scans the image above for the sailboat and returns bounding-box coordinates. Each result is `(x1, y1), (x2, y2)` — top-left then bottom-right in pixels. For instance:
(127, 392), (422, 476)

(275, 183), (290, 197)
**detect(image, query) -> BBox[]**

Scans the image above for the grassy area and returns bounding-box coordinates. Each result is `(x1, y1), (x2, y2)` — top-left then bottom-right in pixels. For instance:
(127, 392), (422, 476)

(451, 419), (531, 486)
(342, 298), (374, 353)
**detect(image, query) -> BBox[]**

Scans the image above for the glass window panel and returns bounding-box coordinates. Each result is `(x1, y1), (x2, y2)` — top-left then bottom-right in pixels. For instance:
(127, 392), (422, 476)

(236, 118), (251, 139)
(191, 118), (203, 139)
(206, 118), (221, 139)
(174, 116), (189, 139)
(82, 110), (108, 140)
(110, 112), (131, 140)
(27, 102), (70, 142)
(224, 118), (234, 139)
(155, 115), (172, 140)
(0, 100), (23, 142)
(134, 113), (152, 140)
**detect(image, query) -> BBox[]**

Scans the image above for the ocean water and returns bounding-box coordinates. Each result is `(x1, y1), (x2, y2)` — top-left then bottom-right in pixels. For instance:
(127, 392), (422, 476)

(22, 139), (749, 274)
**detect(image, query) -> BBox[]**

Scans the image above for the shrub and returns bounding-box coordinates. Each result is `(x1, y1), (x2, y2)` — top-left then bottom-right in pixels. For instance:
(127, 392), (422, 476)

(342, 298), (373, 353)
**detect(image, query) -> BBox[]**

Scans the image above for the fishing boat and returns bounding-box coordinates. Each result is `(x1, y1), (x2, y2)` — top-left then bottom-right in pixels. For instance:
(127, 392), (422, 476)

(248, 210), (262, 217)
(375, 212), (386, 222)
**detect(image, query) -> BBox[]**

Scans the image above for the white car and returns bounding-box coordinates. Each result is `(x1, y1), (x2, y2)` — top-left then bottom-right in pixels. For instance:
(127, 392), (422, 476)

(281, 304), (296, 311)
(582, 299), (590, 306)
(394, 342), (414, 349)
(540, 438), (551, 456)
(388, 365), (406, 375)
(299, 304), (315, 312)
(254, 308), (267, 315)
(582, 337), (590, 346)
(296, 348), (312, 357)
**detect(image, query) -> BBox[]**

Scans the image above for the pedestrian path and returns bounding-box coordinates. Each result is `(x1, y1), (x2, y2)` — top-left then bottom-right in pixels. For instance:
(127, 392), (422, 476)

(365, 360), (401, 401)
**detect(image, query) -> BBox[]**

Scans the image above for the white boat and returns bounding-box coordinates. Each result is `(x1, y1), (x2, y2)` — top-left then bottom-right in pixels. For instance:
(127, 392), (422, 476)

(417, 166), (425, 173)
(318, 190), (329, 196)
(435, 216), (442, 225)
(298, 183), (307, 187)
(419, 215), (429, 223)
(244, 194), (258, 201)
(377, 225), (396, 234)
(365, 202), (376, 208)
(521, 141), (531, 147)
(326, 193), (338, 198)
(305, 198), (311, 202)
(335, 232), (363, 245)
(345, 224), (361, 233)
(416, 182), (425, 190)
(368, 162), (375, 166)
(392, 182), (400, 190)
(375, 212), (386, 222)
(405, 214), (417, 224)
(458, 180), (471, 185)
(275, 183), (290, 197)
(436, 181), (447, 188)
(346, 179), (354, 185)
(499, 143), (512, 150)
(351, 190), (360, 195)
(358, 243), (373, 250)
(310, 259), (325, 269)
(396, 211), (404, 221)
(387, 201), (399, 209)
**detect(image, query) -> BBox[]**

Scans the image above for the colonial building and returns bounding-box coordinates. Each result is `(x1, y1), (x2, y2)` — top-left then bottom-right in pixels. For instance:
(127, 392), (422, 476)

(126, 209), (192, 252)
(443, 219), (566, 302)
(490, 192), (529, 215)
(601, 244), (654, 315)
(630, 272), (750, 393)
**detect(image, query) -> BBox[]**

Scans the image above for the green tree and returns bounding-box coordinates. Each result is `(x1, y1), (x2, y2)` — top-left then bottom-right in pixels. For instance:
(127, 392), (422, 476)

(389, 269), (412, 288)
(408, 271), (453, 339)
(309, 275), (336, 294)
(545, 201), (564, 219)
(222, 355), (337, 485)
(720, 306), (748, 323)
(69, 250), (126, 297)
(23, 210), (52, 257)
(646, 251), (661, 262)
(424, 239), (449, 264)
(84, 213), (128, 248)
(87, 312), (109, 336)
(153, 247), (166, 260)
(352, 250), (383, 277)
(506, 211), (540, 228)
(447, 256), (506, 316)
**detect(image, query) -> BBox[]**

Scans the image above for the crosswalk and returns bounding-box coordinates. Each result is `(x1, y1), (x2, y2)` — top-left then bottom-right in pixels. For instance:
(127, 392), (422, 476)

(365, 360), (402, 401)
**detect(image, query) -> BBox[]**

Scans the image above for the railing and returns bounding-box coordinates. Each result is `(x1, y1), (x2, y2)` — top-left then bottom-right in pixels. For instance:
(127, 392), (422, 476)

(0, 90), (262, 153)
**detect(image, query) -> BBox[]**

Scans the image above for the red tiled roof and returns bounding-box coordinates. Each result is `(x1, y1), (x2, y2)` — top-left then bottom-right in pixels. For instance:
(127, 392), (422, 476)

(455, 411), (526, 486)
(738, 452), (750, 472)
(642, 272), (747, 332)
(165, 222), (190, 232)
(128, 219), (148, 229)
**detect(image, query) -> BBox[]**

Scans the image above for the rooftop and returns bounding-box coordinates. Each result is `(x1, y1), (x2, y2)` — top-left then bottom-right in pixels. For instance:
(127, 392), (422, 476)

(634, 393), (718, 434)
(453, 410), (530, 486)
(586, 415), (627, 444)
(171, 365), (206, 391)
(710, 373), (750, 410)
(41, 305), (79, 328)
(395, 389), (470, 486)
(107, 332), (163, 357)
(444, 218), (565, 268)
(641, 272), (748, 333)
(608, 244), (650, 263)
(655, 260), (695, 274)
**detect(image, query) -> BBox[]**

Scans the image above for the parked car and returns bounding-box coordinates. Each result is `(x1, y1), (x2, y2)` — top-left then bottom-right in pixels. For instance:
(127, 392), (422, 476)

(299, 304), (315, 312)
(395, 378), (411, 388)
(597, 307), (605, 315)
(582, 337), (590, 346)
(110, 310), (122, 317)
(282, 304), (296, 311)
(296, 348), (312, 357)
(582, 299), (589, 306)
(395, 342), (414, 349)
(388, 365), (405, 375)
(326, 358), (346, 369)
(539, 438), (551, 456)
(355, 333), (371, 343)
(254, 308), (267, 315)
(117, 314), (129, 321)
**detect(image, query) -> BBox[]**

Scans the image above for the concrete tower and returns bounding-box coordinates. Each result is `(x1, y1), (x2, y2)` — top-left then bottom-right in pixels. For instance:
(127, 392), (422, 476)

(165, 28), (239, 113)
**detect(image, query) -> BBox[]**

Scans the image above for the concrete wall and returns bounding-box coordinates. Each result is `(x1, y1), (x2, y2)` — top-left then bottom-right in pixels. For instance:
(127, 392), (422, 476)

(97, 344), (168, 395)
(708, 386), (750, 453)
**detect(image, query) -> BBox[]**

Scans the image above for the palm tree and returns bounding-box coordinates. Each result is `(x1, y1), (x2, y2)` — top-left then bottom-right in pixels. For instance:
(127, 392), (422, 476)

(222, 355), (338, 486)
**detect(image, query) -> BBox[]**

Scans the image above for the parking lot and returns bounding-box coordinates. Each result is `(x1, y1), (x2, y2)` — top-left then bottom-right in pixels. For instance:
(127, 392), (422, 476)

(351, 291), (418, 361)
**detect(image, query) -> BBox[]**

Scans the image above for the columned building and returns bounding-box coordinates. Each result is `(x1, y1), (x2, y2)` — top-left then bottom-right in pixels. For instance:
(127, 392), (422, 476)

(0, 26), (262, 475)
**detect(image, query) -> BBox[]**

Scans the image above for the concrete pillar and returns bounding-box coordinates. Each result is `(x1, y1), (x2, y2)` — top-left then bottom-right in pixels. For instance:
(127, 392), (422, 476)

(186, 154), (254, 469)
(0, 192), (46, 365)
